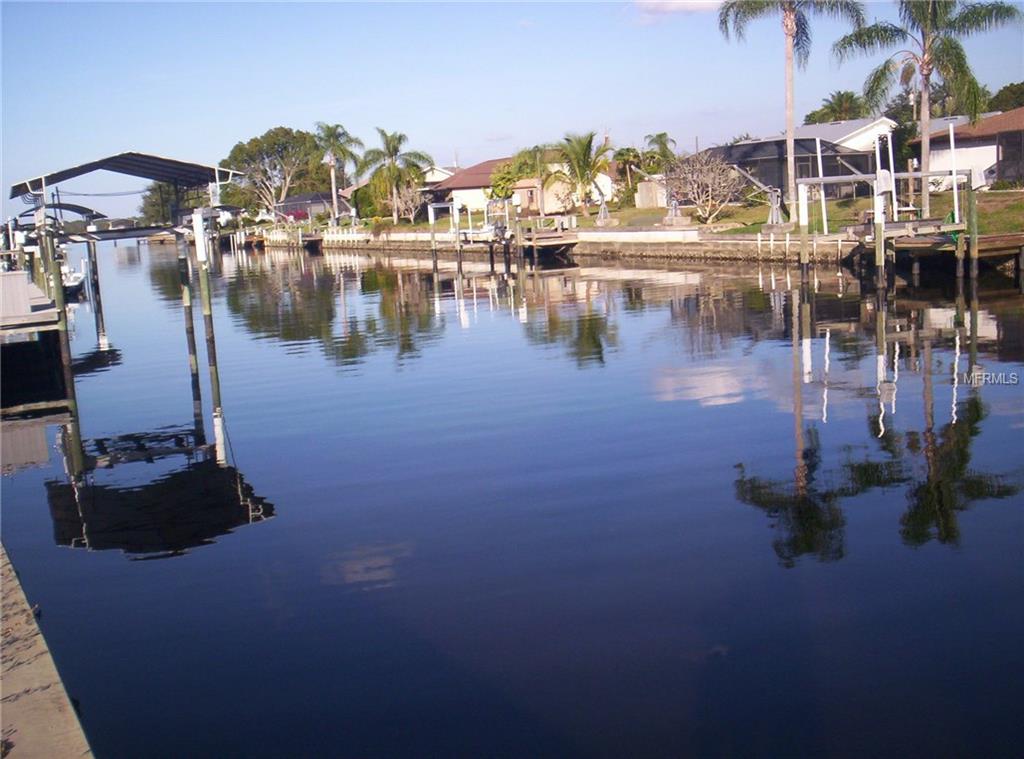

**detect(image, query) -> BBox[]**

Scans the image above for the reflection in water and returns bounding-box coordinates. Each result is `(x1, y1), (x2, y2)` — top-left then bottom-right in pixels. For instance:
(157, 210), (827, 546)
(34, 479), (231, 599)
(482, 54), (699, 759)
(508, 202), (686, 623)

(320, 543), (414, 591)
(5, 242), (1021, 757)
(46, 455), (272, 559)
(223, 254), (445, 366)
(735, 280), (1020, 564)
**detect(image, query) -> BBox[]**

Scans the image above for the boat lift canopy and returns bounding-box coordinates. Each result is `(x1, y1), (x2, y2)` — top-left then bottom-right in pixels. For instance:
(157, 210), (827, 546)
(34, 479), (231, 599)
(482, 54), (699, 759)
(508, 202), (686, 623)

(9, 152), (242, 199)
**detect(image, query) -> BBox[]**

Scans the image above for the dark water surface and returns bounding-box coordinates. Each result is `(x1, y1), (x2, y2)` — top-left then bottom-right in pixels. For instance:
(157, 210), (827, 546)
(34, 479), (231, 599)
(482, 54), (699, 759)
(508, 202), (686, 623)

(3, 243), (1023, 758)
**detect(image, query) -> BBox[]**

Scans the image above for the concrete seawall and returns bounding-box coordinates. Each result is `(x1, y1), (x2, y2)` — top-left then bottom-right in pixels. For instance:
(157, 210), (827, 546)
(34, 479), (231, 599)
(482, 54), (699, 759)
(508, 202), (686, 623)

(1, 545), (92, 758)
(317, 230), (859, 264)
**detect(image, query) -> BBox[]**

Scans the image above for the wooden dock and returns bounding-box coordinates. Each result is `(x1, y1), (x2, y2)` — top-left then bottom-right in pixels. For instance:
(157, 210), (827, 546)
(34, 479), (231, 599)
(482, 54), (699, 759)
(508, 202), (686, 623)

(0, 271), (59, 337)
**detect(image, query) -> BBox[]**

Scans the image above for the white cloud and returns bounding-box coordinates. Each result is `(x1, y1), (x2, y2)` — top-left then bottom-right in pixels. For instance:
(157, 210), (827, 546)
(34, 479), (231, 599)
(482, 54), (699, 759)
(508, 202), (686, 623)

(635, 0), (723, 15)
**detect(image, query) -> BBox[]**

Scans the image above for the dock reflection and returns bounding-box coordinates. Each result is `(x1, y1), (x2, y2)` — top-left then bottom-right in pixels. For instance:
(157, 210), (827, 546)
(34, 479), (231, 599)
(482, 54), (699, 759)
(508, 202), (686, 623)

(10, 239), (276, 558)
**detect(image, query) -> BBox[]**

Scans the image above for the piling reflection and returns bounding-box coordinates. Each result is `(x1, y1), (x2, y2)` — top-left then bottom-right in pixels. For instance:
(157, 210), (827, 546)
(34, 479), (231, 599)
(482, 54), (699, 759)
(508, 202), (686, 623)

(24, 239), (275, 559)
(736, 279), (1020, 564)
(134, 249), (1024, 562)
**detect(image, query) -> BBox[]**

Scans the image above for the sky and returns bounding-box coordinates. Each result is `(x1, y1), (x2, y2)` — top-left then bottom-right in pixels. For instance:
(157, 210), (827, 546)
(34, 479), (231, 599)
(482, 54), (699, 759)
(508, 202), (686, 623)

(2, 0), (1022, 217)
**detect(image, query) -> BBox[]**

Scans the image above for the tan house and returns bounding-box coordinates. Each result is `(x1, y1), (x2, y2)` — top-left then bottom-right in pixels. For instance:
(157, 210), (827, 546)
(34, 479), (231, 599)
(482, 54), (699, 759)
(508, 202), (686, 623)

(434, 156), (619, 214)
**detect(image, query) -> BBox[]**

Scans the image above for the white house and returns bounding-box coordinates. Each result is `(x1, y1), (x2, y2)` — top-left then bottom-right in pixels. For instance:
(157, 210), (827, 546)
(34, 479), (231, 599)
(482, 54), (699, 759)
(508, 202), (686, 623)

(913, 109), (1020, 190)
(432, 158), (509, 211)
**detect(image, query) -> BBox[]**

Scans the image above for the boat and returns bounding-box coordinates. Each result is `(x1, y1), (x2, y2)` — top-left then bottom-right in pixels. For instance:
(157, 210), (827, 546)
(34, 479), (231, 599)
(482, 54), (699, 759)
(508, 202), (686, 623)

(62, 263), (86, 298)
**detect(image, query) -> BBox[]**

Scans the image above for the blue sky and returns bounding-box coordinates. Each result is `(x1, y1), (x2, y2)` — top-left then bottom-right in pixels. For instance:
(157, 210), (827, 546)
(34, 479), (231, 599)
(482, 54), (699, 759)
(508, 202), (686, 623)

(3, 1), (1022, 217)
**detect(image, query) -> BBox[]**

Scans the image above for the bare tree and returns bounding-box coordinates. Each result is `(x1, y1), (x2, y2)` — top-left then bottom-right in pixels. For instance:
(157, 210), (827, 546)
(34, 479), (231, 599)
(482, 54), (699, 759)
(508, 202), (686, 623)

(666, 152), (743, 224)
(393, 182), (423, 224)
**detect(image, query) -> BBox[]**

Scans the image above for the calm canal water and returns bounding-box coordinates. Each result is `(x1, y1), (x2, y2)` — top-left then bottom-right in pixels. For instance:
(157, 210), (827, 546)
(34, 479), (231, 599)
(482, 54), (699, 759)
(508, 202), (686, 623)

(3, 243), (1023, 757)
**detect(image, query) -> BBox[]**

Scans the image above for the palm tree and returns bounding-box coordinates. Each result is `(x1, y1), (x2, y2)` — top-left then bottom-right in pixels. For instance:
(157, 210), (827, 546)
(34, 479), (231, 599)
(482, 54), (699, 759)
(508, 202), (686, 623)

(512, 144), (557, 216)
(315, 124), (364, 217)
(360, 128), (433, 224)
(643, 132), (677, 172)
(548, 132), (613, 216)
(806, 89), (867, 122)
(833, 0), (1020, 218)
(720, 1), (866, 221)
(613, 147), (642, 188)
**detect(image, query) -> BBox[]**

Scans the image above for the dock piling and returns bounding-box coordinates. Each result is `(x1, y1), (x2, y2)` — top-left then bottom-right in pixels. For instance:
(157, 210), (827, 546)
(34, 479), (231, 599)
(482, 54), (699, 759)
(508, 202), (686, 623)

(967, 184), (979, 279)
(86, 240), (108, 349)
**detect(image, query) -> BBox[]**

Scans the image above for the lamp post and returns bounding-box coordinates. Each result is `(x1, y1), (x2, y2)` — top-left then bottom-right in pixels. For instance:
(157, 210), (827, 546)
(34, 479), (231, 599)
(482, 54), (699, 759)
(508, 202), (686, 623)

(323, 150), (339, 226)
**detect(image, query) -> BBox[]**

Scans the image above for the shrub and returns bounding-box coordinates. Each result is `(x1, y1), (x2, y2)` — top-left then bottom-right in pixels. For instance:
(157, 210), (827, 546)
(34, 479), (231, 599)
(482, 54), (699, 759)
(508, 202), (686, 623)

(989, 180), (1024, 191)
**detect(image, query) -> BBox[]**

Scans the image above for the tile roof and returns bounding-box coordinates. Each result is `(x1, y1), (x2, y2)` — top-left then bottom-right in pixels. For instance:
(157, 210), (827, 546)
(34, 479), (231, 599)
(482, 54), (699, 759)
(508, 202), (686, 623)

(918, 108), (1022, 143)
(434, 158), (511, 191)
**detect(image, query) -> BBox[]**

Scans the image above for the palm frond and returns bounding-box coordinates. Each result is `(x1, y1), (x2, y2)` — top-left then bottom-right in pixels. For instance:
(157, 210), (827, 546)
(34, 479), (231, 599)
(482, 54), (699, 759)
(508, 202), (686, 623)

(811, 0), (866, 28)
(794, 9), (813, 67)
(833, 21), (909, 62)
(949, 0), (1022, 35)
(718, 0), (780, 41)
(863, 58), (900, 112)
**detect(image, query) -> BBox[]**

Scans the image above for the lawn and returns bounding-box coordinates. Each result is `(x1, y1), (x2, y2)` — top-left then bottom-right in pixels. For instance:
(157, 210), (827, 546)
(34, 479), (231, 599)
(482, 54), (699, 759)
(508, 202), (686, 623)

(343, 190), (1024, 236)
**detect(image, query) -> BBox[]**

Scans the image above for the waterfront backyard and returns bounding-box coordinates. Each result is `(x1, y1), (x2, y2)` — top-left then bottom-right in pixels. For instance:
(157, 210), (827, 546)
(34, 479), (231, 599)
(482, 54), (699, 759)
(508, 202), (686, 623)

(2, 242), (1022, 757)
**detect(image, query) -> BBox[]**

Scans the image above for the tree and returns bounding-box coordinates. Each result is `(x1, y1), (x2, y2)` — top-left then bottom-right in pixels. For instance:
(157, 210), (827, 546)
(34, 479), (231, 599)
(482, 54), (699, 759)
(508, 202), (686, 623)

(138, 181), (205, 224)
(643, 132), (677, 172)
(511, 145), (557, 215)
(989, 80), (1024, 111)
(834, 0), (1020, 218)
(930, 79), (991, 116)
(314, 123), (363, 191)
(640, 150), (664, 175)
(547, 132), (613, 215)
(488, 160), (524, 200)
(666, 152), (743, 224)
(360, 128), (433, 224)
(728, 132), (756, 144)
(613, 147), (642, 188)
(720, 1), (866, 221)
(803, 89), (867, 123)
(394, 182), (424, 224)
(222, 127), (320, 214)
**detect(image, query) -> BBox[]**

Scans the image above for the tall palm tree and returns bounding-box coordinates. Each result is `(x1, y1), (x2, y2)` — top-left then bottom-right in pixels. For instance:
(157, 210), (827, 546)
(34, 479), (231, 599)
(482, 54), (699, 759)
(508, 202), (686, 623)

(360, 128), (433, 224)
(613, 147), (642, 188)
(548, 132), (613, 216)
(314, 123), (363, 191)
(834, 0), (1019, 218)
(720, 1), (866, 221)
(643, 132), (677, 172)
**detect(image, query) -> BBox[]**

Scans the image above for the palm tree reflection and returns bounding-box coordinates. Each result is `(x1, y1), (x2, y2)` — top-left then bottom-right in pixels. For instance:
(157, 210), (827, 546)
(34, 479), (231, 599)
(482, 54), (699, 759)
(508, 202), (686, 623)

(735, 286), (1018, 566)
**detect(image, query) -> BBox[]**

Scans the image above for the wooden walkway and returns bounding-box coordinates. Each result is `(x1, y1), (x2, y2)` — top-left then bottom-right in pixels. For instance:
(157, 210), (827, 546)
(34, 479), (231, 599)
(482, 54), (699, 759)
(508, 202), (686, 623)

(0, 273), (59, 337)
(1, 544), (93, 758)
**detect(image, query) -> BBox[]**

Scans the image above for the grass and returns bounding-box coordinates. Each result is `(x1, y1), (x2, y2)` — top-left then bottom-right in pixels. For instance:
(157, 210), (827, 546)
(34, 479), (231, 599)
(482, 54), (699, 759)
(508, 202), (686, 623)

(664, 190), (1024, 236)
(327, 190), (1024, 236)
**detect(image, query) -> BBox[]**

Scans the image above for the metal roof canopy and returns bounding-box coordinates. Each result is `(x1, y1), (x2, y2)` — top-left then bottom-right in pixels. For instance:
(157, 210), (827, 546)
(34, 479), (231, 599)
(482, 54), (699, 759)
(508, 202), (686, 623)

(9, 152), (242, 199)
(17, 203), (107, 220)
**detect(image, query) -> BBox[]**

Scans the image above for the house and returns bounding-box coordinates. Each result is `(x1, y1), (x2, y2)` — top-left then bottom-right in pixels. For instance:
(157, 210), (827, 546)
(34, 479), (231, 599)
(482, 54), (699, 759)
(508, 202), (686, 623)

(794, 116), (897, 152)
(432, 158), (510, 211)
(433, 156), (619, 215)
(274, 191), (351, 220)
(703, 117), (897, 203)
(512, 167), (617, 214)
(913, 108), (1022, 189)
(421, 165), (457, 188)
(707, 138), (877, 200)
